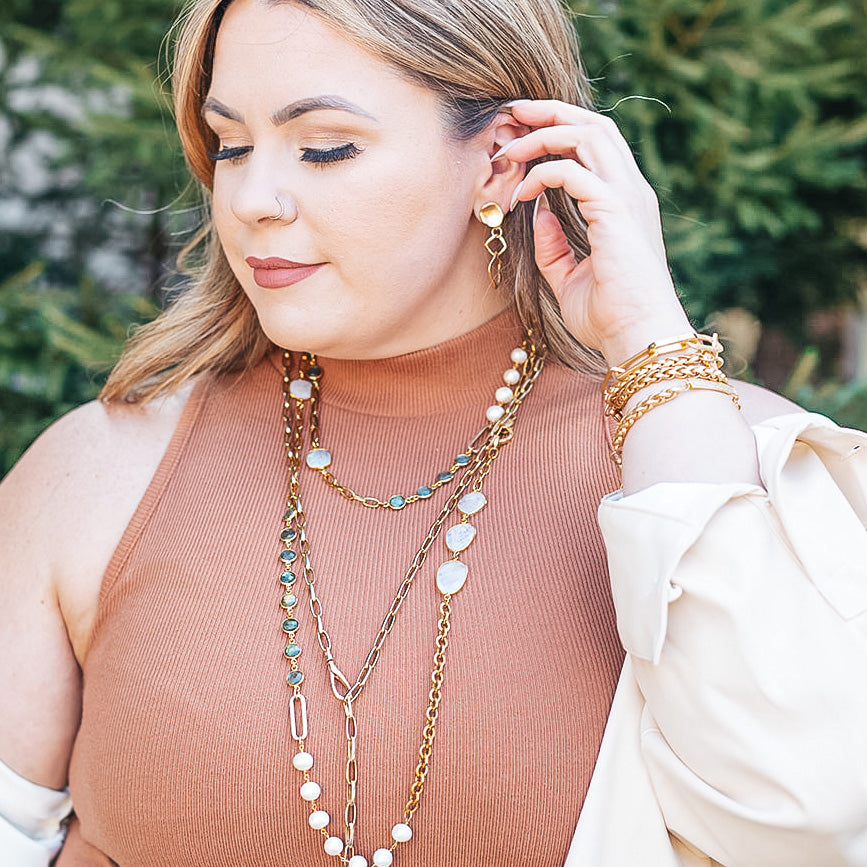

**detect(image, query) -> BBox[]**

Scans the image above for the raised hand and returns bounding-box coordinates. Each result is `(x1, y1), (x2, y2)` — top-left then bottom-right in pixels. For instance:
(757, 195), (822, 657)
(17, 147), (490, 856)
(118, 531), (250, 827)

(498, 100), (692, 364)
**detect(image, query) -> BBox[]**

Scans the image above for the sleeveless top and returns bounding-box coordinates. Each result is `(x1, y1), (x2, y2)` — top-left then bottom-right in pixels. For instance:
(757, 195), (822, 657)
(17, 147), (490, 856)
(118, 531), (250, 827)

(59, 310), (624, 866)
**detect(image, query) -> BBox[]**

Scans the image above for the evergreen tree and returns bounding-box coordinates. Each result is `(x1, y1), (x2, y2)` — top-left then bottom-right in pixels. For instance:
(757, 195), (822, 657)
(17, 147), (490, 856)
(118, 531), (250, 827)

(573, 0), (867, 337)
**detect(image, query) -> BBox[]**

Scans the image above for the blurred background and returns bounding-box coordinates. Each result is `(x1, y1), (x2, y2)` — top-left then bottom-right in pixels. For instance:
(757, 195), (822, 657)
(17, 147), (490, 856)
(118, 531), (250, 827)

(1, 0), (866, 476)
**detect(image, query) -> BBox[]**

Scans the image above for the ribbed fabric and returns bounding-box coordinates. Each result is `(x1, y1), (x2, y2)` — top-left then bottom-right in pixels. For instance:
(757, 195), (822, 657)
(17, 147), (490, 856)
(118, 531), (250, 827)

(59, 309), (624, 866)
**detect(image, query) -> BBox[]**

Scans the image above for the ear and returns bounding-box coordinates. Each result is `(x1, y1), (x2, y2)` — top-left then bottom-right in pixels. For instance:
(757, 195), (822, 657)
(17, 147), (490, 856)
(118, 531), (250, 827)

(473, 110), (529, 218)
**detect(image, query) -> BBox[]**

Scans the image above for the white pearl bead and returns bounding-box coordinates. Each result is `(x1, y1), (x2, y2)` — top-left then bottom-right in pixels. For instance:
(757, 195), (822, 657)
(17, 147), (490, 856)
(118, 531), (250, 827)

(486, 404), (505, 422)
(510, 347), (528, 364)
(348, 857), (368, 867)
(308, 810), (330, 830)
(300, 781), (321, 801)
(503, 368), (520, 385)
(494, 386), (514, 404)
(292, 751), (314, 771)
(324, 836), (344, 856)
(391, 823), (413, 843)
(372, 849), (394, 866)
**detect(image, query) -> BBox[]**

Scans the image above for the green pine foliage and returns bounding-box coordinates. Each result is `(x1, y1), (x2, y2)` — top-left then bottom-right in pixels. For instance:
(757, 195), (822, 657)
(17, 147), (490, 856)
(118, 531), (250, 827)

(0, 265), (157, 473)
(573, 0), (867, 336)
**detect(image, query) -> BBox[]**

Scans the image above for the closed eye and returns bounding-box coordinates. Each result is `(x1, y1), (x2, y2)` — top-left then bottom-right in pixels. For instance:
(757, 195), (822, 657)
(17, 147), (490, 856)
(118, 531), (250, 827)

(300, 142), (362, 165)
(207, 146), (252, 164)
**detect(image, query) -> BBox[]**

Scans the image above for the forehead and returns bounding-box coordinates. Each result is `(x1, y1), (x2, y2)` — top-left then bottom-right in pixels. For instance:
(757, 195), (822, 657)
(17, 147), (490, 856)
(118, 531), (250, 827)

(210, 0), (413, 109)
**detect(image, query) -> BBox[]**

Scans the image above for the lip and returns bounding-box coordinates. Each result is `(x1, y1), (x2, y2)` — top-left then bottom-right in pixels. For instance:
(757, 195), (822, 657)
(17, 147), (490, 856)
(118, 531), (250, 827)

(245, 256), (324, 289)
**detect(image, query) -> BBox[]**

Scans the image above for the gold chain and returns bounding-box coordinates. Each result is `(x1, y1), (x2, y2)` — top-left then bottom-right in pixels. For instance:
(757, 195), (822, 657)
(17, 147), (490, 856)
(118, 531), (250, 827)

(277, 340), (544, 863)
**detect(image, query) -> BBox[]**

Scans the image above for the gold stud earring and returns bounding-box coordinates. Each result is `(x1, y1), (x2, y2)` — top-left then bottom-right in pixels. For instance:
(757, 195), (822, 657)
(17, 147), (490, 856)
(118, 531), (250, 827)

(479, 202), (506, 290)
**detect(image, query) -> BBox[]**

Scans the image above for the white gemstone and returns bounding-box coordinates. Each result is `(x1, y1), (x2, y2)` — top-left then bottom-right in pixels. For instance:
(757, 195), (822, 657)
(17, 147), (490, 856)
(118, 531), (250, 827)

(458, 491), (487, 516)
(348, 857), (368, 867)
(306, 448), (332, 469)
(510, 347), (528, 364)
(289, 379), (313, 399)
(503, 368), (520, 385)
(392, 823), (413, 843)
(293, 751), (314, 771)
(373, 850), (394, 867)
(486, 405), (505, 422)
(300, 781), (321, 801)
(445, 523), (476, 552)
(436, 561), (468, 595)
(494, 386), (514, 404)
(324, 836), (344, 856)
(308, 810), (330, 830)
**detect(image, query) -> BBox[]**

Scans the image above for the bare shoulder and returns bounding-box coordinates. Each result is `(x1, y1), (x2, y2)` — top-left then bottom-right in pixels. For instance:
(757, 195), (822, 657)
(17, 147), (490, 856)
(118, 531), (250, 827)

(734, 380), (805, 426)
(0, 384), (194, 660)
(0, 385), (194, 786)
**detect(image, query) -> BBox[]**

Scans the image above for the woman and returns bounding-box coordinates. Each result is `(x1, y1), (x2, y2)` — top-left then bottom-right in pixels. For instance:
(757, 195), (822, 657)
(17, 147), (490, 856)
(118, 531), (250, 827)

(2, 0), (866, 864)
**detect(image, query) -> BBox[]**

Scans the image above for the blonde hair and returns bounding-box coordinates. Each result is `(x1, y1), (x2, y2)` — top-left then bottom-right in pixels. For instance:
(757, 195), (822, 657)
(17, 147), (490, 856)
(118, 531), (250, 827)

(102, 0), (604, 403)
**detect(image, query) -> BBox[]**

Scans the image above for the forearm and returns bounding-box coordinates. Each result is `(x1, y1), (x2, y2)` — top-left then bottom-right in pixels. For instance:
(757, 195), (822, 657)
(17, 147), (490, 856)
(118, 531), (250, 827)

(600, 322), (761, 495)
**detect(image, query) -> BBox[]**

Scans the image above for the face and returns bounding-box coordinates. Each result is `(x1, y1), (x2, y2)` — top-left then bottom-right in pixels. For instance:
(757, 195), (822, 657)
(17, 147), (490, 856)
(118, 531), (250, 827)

(204, 0), (508, 358)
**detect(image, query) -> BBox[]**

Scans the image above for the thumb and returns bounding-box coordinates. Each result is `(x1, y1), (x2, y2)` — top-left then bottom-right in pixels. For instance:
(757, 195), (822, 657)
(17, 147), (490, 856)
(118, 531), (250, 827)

(532, 193), (578, 293)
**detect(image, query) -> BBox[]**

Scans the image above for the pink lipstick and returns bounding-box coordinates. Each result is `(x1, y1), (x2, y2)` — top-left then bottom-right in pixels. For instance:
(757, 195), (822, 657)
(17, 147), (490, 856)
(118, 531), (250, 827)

(246, 256), (324, 289)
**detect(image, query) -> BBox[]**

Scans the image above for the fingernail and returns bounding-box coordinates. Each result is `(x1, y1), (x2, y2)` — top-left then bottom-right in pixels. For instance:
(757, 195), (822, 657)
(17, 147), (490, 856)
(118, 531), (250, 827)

(509, 180), (525, 212)
(532, 192), (550, 225)
(491, 140), (516, 162)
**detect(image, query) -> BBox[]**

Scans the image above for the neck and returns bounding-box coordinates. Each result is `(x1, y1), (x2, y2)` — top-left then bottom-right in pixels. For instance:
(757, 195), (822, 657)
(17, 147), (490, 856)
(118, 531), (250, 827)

(271, 306), (526, 417)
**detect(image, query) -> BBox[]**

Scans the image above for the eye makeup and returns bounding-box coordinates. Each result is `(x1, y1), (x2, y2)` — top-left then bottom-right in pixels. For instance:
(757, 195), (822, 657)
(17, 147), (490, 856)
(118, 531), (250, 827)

(300, 142), (362, 165)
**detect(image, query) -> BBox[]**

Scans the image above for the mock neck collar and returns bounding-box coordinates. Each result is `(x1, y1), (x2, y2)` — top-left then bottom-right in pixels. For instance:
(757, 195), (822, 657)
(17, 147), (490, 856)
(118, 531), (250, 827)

(270, 307), (527, 417)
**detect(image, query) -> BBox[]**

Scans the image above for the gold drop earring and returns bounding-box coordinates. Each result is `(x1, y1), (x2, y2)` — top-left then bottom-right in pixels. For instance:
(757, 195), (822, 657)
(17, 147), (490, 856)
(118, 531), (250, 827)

(479, 202), (506, 290)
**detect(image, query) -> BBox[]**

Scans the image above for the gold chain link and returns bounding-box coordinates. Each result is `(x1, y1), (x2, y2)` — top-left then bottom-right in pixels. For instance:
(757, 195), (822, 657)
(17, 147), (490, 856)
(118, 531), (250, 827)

(278, 342), (545, 861)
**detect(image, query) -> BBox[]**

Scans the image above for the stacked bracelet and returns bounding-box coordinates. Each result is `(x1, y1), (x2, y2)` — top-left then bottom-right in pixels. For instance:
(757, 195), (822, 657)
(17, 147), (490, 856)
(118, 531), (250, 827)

(602, 333), (741, 467)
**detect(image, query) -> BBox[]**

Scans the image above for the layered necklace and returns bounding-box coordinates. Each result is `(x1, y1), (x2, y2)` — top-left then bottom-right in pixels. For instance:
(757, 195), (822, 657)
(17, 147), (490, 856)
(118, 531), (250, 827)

(275, 331), (544, 866)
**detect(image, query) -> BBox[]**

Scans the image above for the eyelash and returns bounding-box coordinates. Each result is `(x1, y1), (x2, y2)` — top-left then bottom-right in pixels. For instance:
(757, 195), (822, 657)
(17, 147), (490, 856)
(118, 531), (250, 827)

(207, 146), (252, 164)
(206, 143), (362, 166)
(300, 143), (362, 165)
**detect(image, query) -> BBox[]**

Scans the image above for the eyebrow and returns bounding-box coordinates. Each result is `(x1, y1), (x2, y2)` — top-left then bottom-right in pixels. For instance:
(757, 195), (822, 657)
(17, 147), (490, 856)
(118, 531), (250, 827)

(201, 94), (378, 125)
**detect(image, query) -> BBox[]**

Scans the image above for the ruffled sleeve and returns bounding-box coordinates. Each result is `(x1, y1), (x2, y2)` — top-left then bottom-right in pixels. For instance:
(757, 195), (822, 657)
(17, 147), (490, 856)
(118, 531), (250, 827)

(596, 412), (867, 866)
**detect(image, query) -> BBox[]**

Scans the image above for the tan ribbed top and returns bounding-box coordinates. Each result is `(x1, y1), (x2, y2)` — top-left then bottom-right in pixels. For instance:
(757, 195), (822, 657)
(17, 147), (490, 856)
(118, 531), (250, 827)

(59, 309), (623, 866)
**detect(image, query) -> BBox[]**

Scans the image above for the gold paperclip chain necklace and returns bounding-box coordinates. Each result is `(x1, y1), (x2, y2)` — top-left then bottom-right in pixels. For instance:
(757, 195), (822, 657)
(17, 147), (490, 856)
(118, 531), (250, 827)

(275, 338), (544, 865)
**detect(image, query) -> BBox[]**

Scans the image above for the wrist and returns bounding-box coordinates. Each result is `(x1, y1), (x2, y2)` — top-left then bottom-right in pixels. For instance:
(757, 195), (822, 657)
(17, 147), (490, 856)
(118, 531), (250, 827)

(599, 311), (693, 369)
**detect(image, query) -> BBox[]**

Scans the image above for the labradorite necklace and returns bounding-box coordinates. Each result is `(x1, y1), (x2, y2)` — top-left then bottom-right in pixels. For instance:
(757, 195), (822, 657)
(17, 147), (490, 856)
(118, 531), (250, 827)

(274, 336), (543, 866)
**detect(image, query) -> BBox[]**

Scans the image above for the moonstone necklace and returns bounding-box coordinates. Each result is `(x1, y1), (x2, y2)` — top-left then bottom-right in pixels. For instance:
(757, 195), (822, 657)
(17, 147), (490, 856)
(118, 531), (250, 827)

(276, 335), (544, 866)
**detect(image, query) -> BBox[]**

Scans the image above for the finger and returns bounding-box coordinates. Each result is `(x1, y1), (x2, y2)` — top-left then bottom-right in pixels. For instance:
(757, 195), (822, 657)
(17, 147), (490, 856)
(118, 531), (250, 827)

(506, 99), (637, 166)
(511, 159), (609, 211)
(494, 124), (634, 181)
(532, 194), (580, 293)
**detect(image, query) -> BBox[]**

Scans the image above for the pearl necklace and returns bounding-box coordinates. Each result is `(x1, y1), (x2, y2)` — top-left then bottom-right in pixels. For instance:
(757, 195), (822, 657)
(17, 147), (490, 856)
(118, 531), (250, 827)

(292, 346), (533, 510)
(276, 335), (544, 865)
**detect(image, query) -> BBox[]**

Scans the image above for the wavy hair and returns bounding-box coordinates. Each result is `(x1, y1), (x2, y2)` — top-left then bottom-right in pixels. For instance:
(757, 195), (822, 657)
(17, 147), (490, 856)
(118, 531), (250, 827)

(102, 0), (603, 402)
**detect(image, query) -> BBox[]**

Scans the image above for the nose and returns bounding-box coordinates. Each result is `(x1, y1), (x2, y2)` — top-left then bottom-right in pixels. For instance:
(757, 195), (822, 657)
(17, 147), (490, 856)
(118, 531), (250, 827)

(228, 153), (299, 226)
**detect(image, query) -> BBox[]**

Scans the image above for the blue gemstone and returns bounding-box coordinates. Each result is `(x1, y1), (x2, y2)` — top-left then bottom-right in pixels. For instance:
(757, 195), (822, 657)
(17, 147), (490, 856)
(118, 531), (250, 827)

(283, 509), (296, 521)
(388, 495), (407, 510)
(286, 671), (304, 685)
(284, 644), (302, 658)
(280, 595), (296, 609)
(280, 528), (297, 542)
(436, 471), (454, 482)
(282, 618), (299, 632)
(280, 550), (297, 563)
(280, 571), (296, 585)
(455, 454), (470, 466)
(417, 486), (433, 498)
